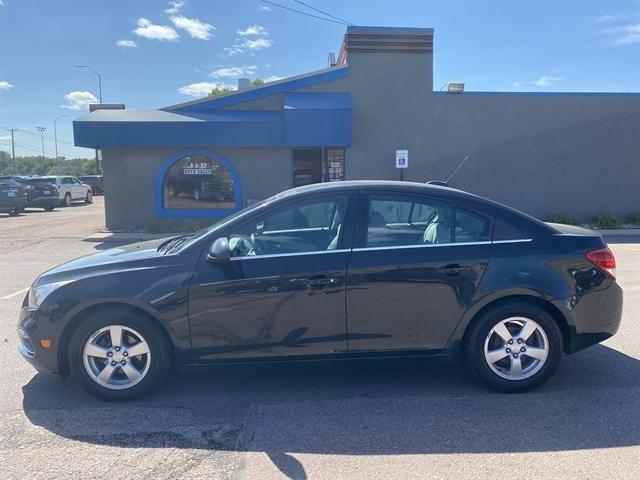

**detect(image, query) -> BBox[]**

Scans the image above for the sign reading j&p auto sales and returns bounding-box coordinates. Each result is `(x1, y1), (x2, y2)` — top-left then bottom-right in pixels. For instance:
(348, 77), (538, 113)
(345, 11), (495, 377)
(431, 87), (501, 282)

(183, 161), (212, 175)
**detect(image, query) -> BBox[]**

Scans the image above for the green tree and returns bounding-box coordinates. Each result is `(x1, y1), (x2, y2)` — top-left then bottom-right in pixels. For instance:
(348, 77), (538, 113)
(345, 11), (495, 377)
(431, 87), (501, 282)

(250, 78), (265, 86)
(207, 86), (234, 97)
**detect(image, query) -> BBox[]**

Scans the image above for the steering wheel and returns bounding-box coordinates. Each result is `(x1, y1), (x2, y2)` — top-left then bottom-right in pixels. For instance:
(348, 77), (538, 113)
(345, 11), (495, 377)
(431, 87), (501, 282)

(250, 233), (265, 255)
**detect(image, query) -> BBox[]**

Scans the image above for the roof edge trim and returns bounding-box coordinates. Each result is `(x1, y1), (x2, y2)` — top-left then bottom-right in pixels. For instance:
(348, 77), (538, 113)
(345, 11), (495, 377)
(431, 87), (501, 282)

(163, 65), (348, 112)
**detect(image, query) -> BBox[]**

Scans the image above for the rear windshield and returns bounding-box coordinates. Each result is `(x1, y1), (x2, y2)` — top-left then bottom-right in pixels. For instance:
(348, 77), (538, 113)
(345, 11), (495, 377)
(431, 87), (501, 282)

(0, 179), (20, 189)
(24, 179), (55, 186)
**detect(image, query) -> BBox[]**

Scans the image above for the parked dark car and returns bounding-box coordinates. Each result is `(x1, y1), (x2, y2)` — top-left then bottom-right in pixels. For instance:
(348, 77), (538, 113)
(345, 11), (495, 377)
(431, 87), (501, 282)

(79, 175), (104, 195)
(18, 181), (622, 400)
(10, 176), (59, 211)
(166, 174), (234, 202)
(0, 177), (27, 215)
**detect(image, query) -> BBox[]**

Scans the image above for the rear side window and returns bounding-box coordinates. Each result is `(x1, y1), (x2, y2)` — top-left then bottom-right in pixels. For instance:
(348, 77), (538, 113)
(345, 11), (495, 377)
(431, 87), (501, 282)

(366, 194), (452, 247)
(493, 217), (531, 241)
(454, 209), (491, 243)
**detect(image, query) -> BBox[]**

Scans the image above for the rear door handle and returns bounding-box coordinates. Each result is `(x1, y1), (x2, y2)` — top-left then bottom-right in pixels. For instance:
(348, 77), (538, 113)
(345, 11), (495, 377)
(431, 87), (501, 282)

(439, 264), (472, 277)
(306, 274), (337, 288)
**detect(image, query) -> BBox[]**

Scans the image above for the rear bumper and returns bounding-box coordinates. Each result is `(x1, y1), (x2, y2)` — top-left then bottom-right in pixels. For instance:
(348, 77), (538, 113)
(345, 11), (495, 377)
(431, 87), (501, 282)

(27, 196), (58, 208)
(0, 198), (27, 212)
(558, 281), (623, 353)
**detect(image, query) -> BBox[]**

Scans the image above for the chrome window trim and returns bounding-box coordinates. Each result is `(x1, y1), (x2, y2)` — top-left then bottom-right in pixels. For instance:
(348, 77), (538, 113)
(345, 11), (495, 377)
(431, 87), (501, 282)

(492, 238), (533, 244)
(352, 241), (492, 252)
(230, 248), (351, 261)
(228, 238), (533, 259)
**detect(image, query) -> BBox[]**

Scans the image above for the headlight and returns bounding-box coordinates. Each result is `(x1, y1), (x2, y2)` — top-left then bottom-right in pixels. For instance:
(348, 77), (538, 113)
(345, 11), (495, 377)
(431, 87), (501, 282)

(28, 281), (70, 309)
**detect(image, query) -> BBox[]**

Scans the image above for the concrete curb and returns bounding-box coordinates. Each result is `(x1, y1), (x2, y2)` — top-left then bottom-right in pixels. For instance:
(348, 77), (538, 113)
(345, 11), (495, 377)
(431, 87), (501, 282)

(84, 232), (183, 243)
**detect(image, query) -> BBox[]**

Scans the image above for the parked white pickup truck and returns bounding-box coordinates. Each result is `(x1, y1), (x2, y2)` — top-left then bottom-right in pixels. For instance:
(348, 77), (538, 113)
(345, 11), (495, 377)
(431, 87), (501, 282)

(40, 176), (93, 207)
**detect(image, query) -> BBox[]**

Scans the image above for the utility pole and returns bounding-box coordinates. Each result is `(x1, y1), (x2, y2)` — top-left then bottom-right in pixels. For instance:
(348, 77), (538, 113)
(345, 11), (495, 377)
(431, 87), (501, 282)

(6, 128), (17, 173)
(75, 65), (102, 174)
(36, 126), (46, 174)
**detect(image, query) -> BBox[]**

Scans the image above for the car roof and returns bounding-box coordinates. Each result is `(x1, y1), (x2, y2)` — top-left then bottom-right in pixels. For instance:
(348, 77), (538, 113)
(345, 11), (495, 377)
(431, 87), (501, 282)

(275, 180), (552, 234)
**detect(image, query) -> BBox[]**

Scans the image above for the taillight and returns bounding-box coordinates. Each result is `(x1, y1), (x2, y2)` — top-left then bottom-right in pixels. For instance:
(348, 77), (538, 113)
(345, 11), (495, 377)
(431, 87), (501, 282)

(586, 247), (616, 279)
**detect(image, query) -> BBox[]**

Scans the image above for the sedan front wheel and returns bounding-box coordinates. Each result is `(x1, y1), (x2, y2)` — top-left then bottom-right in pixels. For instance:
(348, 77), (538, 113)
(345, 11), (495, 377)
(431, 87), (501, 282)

(68, 308), (172, 400)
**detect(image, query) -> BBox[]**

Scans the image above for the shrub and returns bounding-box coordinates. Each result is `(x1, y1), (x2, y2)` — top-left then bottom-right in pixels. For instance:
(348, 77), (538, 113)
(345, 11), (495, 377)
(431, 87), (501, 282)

(592, 213), (621, 230)
(626, 212), (640, 225)
(548, 213), (580, 226)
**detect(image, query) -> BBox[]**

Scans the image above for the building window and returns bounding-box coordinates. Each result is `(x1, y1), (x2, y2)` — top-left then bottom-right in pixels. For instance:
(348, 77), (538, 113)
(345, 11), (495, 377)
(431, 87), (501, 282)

(292, 148), (345, 187)
(162, 155), (235, 210)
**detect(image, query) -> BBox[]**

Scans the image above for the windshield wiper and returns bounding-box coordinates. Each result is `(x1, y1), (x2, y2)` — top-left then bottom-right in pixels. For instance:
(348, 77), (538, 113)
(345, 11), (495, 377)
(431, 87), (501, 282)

(158, 235), (188, 254)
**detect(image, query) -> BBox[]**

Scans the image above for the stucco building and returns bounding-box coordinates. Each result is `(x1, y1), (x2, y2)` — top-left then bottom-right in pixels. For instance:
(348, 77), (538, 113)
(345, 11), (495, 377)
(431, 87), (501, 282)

(73, 26), (640, 230)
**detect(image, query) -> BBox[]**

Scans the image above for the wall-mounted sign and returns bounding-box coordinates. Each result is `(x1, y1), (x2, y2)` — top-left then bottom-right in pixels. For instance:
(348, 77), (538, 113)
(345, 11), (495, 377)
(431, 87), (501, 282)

(182, 161), (212, 175)
(396, 149), (408, 169)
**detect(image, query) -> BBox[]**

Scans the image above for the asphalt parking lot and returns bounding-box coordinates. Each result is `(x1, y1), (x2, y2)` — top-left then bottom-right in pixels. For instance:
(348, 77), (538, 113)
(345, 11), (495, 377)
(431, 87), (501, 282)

(0, 200), (638, 480)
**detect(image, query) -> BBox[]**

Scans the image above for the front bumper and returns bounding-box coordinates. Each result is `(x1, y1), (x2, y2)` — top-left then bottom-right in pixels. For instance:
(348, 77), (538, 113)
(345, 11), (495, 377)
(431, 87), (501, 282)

(18, 307), (61, 374)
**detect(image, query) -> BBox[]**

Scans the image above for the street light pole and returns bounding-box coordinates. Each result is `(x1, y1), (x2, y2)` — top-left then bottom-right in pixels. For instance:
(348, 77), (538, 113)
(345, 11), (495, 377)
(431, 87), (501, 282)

(75, 65), (102, 103)
(53, 115), (66, 175)
(36, 126), (47, 174)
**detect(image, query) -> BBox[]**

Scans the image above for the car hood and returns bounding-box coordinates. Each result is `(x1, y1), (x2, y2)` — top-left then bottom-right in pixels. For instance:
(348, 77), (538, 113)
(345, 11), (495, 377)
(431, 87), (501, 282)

(35, 237), (174, 285)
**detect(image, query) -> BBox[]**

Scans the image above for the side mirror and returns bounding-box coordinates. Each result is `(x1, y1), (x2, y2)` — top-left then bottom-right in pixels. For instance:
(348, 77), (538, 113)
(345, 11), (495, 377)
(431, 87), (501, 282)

(207, 237), (230, 262)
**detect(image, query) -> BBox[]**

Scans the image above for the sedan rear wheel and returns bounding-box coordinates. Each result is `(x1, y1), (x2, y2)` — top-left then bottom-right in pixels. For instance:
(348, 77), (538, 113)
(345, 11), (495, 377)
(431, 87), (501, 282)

(68, 308), (172, 400)
(464, 302), (562, 392)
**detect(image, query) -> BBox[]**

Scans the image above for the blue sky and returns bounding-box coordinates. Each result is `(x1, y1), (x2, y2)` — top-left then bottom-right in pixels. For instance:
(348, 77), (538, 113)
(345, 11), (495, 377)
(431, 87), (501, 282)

(1, 0), (639, 158)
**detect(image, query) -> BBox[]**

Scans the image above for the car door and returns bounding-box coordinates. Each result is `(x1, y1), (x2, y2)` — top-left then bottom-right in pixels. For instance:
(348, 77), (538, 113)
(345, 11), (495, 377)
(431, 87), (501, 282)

(346, 191), (492, 352)
(71, 177), (84, 199)
(188, 193), (355, 361)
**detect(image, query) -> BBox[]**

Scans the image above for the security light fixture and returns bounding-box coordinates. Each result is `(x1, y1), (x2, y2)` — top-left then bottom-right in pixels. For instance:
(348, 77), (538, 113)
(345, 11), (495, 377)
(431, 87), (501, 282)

(447, 82), (465, 93)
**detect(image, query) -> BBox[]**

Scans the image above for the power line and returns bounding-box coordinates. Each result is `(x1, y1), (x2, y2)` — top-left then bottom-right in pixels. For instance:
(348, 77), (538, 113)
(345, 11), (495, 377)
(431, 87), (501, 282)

(13, 127), (76, 146)
(260, 0), (349, 25)
(292, 0), (352, 25)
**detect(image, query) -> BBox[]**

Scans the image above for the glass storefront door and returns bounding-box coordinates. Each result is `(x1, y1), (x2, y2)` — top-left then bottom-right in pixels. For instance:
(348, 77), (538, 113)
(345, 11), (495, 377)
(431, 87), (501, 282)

(292, 148), (345, 187)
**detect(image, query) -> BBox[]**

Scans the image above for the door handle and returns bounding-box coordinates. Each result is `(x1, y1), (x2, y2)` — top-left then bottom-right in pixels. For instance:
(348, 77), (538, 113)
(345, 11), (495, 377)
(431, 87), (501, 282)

(439, 264), (472, 277)
(306, 274), (337, 288)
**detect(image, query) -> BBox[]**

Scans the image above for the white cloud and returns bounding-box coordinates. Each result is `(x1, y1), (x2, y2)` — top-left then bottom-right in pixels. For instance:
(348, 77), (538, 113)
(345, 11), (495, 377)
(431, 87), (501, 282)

(0, 80), (15, 90)
(133, 18), (179, 41)
(242, 37), (273, 50)
(178, 82), (233, 97)
(259, 5), (272, 12)
(61, 91), (98, 110)
(237, 25), (268, 36)
(222, 37), (273, 57)
(210, 66), (258, 78)
(170, 15), (215, 40)
(165, 1), (184, 15)
(116, 39), (138, 48)
(511, 81), (523, 89)
(264, 75), (284, 82)
(604, 22), (640, 46)
(533, 75), (563, 87)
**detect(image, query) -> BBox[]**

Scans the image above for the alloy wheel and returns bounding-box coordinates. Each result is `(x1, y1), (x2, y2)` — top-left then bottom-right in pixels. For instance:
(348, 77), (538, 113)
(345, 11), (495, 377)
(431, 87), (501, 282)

(483, 316), (549, 380)
(82, 324), (151, 390)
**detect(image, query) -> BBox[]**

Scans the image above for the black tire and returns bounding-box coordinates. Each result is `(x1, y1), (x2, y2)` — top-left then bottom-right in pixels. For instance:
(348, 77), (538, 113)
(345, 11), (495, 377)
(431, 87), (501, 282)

(9, 209), (19, 216)
(67, 308), (172, 401)
(63, 193), (72, 207)
(85, 190), (93, 204)
(44, 205), (55, 211)
(464, 302), (562, 393)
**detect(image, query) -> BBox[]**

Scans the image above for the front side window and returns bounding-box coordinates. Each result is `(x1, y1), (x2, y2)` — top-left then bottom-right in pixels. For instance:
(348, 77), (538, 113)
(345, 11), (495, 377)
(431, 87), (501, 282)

(229, 195), (348, 257)
(367, 194), (452, 247)
(163, 155), (235, 210)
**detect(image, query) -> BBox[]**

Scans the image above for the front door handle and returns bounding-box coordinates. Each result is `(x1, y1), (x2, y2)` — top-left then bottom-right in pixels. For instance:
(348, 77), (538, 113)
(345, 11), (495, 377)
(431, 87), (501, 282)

(439, 264), (472, 277)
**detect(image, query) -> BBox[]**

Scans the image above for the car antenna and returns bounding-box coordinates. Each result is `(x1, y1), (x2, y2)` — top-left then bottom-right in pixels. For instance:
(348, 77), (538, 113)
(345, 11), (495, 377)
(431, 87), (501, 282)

(426, 154), (471, 187)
